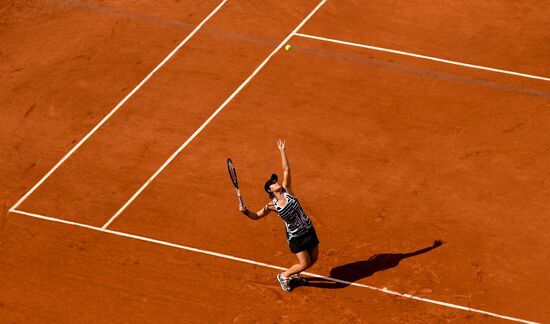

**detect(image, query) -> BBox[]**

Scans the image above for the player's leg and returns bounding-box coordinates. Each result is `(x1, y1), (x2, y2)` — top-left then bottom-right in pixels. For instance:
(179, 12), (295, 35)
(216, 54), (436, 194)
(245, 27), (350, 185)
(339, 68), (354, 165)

(290, 245), (319, 285)
(309, 244), (319, 266)
(283, 250), (310, 277)
(277, 251), (310, 291)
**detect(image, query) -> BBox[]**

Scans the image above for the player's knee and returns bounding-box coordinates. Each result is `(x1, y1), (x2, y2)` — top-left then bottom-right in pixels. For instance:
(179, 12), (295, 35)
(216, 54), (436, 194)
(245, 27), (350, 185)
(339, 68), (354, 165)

(299, 258), (311, 269)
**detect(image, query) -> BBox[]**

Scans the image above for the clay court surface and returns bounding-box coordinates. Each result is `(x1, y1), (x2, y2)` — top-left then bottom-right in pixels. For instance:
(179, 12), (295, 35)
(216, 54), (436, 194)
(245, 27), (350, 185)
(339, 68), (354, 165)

(1, 0), (549, 322)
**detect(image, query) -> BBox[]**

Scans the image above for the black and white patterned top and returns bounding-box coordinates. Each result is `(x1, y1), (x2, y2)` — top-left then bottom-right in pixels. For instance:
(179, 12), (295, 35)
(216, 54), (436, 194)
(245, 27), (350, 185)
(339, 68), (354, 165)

(273, 192), (313, 241)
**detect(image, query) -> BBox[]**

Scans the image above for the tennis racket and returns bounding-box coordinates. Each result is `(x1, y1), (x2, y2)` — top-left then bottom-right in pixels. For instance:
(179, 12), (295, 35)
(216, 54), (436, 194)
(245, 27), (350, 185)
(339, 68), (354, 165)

(227, 158), (245, 208)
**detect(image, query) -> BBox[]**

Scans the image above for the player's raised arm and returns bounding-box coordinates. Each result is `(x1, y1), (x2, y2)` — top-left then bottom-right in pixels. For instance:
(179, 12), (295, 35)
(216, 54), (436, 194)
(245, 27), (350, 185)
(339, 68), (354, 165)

(240, 203), (273, 220)
(277, 139), (293, 195)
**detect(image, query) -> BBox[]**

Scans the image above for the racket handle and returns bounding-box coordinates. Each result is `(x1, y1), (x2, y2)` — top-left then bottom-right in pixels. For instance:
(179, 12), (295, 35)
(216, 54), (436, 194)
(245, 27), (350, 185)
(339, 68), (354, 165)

(235, 188), (245, 208)
(238, 195), (245, 208)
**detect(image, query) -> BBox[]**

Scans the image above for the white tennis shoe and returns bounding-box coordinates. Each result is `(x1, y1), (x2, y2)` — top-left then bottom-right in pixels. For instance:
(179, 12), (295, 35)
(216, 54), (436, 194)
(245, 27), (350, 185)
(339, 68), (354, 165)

(277, 272), (292, 292)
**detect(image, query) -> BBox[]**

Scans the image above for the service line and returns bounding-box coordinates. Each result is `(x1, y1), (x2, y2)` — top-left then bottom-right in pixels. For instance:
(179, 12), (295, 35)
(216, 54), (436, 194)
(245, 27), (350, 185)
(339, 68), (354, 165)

(101, 0), (329, 229)
(9, 0), (229, 213)
(9, 208), (539, 324)
(294, 33), (550, 82)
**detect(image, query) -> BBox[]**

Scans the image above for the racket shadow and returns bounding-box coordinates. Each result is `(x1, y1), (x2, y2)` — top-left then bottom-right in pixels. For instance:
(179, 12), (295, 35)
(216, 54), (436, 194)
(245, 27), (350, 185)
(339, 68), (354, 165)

(304, 240), (445, 289)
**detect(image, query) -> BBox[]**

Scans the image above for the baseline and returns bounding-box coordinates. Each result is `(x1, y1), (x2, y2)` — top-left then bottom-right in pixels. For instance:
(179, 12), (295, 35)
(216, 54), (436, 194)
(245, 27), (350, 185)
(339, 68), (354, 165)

(294, 33), (550, 82)
(9, 208), (539, 324)
(100, 0), (329, 229)
(9, 0), (229, 213)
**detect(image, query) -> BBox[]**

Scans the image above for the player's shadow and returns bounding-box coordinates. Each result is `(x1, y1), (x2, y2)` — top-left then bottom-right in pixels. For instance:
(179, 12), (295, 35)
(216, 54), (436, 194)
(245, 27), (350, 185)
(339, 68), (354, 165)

(303, 240), (445, 289)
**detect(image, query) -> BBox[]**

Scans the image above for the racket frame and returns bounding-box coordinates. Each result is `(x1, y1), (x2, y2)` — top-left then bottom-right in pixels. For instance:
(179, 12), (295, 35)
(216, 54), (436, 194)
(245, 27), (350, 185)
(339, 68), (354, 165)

(227, 158), (245, 208)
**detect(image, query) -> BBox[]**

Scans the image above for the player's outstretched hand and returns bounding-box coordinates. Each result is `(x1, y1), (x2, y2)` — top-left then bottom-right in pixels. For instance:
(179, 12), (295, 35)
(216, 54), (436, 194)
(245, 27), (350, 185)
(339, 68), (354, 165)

(433, 240), (445, 247)
(277, 139), (285, 151)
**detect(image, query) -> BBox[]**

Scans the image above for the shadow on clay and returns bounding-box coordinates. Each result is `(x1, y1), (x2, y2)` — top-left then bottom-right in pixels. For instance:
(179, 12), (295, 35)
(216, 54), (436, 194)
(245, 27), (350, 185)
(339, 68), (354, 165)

(301, 240), (446, 289)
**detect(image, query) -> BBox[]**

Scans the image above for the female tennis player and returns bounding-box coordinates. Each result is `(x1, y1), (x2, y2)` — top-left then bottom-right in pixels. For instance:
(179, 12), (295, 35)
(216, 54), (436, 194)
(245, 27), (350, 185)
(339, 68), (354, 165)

(239, 139), (319, 292)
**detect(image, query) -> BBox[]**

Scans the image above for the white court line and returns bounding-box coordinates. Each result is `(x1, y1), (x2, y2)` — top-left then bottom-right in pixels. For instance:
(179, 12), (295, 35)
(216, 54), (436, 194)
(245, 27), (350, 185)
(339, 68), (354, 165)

(100, 0), (329, 229)
(8, 0), (229, 213)
(11, 208), (103, 231)
(9, 208), (539, 324)
(294, 33), (550, 82)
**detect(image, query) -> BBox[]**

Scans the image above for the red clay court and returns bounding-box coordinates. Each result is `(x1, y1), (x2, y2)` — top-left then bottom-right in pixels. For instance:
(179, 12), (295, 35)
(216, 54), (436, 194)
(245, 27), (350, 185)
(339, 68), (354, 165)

(1, 0), (549, 322)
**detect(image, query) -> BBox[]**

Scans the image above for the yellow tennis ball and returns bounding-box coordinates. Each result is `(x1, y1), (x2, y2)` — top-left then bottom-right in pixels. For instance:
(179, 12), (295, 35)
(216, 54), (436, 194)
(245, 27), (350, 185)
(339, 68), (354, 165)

(284, 44), (292, 51)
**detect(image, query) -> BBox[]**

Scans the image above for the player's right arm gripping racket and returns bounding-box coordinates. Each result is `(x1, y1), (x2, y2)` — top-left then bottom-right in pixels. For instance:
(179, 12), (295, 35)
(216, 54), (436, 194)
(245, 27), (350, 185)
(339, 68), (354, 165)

(227, 158), (245, 208)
